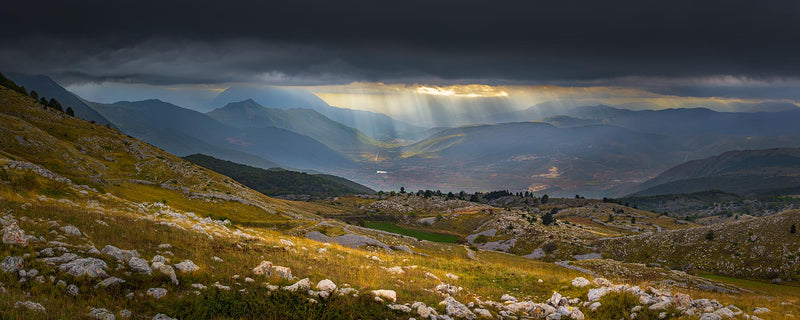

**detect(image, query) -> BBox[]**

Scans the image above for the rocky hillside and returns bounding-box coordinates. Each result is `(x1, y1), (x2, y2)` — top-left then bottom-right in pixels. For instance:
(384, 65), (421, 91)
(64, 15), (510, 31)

(0, 84), (797, 319)
(596, 210), (800, 280)
(621, 190), (800, 220)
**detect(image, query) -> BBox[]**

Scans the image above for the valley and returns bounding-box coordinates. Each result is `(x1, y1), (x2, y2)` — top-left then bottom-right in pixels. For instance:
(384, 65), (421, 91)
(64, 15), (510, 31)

(2, 77), (799, 319)
(3, 1), (800, 319)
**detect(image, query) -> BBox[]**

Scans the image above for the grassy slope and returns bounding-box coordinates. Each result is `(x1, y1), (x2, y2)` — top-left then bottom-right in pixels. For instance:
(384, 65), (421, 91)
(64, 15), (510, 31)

(183, 153), (375, 197)
(363, 222), (459, 243)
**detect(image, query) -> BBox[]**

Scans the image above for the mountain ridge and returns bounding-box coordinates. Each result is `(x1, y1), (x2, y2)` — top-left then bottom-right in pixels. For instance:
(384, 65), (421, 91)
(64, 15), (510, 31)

(89, 98), (354, 172)
(212, 85), (423, 140)
(629, 148), (800, 197)
(6, 72), (115, 126)
(207, 99), (378, 155)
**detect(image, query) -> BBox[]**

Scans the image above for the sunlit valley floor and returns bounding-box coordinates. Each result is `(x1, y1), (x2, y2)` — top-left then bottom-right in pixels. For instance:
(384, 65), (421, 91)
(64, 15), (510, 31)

(1, 81), (799, 320)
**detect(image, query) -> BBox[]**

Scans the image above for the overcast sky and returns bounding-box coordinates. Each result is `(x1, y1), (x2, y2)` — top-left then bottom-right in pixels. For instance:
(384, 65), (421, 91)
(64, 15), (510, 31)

(1, 0), (799, 106)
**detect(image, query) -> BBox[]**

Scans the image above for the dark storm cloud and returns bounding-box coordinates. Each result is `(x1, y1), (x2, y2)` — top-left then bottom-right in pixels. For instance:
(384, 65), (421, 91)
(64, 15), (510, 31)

(1, 0), (800, 91)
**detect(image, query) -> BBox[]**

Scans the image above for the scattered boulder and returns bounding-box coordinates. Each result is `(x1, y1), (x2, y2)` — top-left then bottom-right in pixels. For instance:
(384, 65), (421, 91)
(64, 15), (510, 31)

(95, 277), (126, 289)
(151, 262), (179, 285)
(714, 307), (735, 318)
(649, 301), (670, 310)
(192, 283), (207, 290)
(174, 260), (199, 273)
(128, 257), (152, 275)
(587, 287), (611, 301)
(436, 283), (461, 296)
(252, 261), (292, 279)
(101, 245), (139, 262)
(316, 279), (337, 292)
(673, 293), (693, 309)
(279, 239), (295, 247)
(66, 284), (79, 296)
(571, 277), (591, 287)
(283, 278), (311, 292)
(441, 296), (475, 319)
(152, 314), (176, 320)
(372, 289), (397, 302)
(753, 307), (770, 314)
(147, 288), (167, 299)
(212, 282), (231, 291)
(446, 273), (459, 280)
(386, 266), (405, 275)
(593, 278), (612, 286)
(2, 223), (28, 246)
(699, 313), (722, 320)
(388, 304), (412, 313)
(87, 307), (116, 320)
(15, 300), (46, 313)
(39, 247), (56, 257)
(151, 255), (167, 264)
(413, 302), (437, 318)
(119, 309), (132, 319)
(59, 258), (108, 278)
(501, 294), (517, 303)
(40, 253), (78, 265)
(1, 256), (24, 273)
(59, 225), (82, 236)
(338, 287), (358, 296)
(547, 292), (564, 307)
(474, 308), (492, 318)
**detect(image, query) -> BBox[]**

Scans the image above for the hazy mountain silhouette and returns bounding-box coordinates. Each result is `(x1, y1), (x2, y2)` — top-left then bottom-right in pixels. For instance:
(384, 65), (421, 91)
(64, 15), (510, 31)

(212, 85), (422, 140)
(91, 99), (353, 171)
(207, 99), (378, 155)
(630, 148), (800, 197)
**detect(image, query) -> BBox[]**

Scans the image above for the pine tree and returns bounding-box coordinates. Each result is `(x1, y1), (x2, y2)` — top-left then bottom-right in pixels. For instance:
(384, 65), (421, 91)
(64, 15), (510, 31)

(47, 98), (63, 112)
(541, 211), (554, 225)
(66, 107), (75, 117)
(792, 224), (797, 234)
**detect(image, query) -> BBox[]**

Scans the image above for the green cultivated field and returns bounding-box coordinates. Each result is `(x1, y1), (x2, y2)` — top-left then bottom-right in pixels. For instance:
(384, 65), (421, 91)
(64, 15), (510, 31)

(364, 222), (459, 243)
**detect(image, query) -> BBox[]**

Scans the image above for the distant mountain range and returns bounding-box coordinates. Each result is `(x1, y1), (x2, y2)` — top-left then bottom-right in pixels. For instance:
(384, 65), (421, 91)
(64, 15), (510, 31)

(207, 99), (378, 155)
(184, 154), (375, 197)
(12, 73), (800, 197)
(211, 85), (423, 141)
(484, 101), (799, 125)
(629, 148), (800, 197)
(89, 99), (353, 172)
(382, 106), (800, 195)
